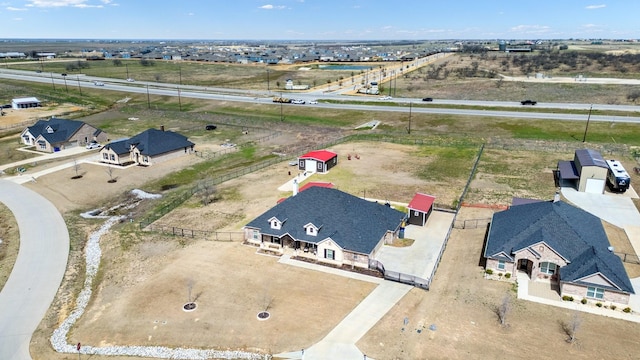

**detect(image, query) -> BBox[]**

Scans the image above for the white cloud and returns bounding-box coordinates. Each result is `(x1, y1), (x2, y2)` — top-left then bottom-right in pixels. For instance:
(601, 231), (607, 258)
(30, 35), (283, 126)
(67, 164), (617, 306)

(585, 4), (606, 9)
(13, 17), (23, 20)
(25, 0), (104, 7)
(510, 24), (551, 34)
(259, 4), (285, 10)
(7, 6), (27, 10)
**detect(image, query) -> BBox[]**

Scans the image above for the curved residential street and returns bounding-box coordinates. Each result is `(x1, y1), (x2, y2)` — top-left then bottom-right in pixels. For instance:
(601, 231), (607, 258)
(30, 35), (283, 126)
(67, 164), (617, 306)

(0, 180), (70, 360)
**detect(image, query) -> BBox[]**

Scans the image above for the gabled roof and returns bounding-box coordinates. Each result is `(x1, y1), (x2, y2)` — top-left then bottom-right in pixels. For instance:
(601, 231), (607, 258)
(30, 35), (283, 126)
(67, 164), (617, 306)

(25, 117), (85, 145)
(299, 150), (337, 162)
(298, 181), (334, 192)
(485, 200), (633, 294)
(408, 193), (435, 213)
(245, 187), (405, 254)
(102, 138), (130, 155)
(575, 149), (608, 168)
(561, 247), (634, 294)
(127, 128), (194, 156)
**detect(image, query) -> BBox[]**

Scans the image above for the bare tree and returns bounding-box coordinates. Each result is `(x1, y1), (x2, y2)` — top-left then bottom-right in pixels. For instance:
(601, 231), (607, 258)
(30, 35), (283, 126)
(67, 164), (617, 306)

(106, 165), (116, 183)
(563, 312), (582, 344)
(71, 159), (82, 179)
(496, 294), (512, 326)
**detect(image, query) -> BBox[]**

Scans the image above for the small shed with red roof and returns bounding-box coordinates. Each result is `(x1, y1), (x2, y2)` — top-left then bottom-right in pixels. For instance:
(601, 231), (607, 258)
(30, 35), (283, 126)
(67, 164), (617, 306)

(298, 149), (338, 174)
(407, 193), (436, 226)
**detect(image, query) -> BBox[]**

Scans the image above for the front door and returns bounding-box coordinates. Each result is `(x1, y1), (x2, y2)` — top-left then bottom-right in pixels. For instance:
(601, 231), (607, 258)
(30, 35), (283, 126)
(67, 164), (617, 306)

(518, 259), (529, 271)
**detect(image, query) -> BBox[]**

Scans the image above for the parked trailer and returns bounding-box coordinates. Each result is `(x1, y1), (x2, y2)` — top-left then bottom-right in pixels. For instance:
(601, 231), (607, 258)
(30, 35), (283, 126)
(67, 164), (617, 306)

(272, 97), (291, 103)
(605, 159), (631, 193)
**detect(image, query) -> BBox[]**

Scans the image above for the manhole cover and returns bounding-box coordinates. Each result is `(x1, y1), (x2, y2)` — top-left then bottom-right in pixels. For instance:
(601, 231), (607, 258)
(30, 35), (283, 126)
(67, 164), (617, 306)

(257, 311), (270, 320)
(182, 302), (197, 312)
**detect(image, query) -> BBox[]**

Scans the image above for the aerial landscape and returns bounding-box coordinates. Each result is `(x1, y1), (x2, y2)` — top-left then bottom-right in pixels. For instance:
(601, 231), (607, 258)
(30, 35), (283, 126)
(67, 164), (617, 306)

(2, 1), (640, 360)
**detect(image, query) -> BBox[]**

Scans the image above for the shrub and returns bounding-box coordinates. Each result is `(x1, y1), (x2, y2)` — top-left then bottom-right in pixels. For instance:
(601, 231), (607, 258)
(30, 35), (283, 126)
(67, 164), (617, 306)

(581, 298), (588, 304)
(562, 295), (574, 302)
(596, 302), (603, 308)
(498, 272), (503, 277)
(485, 269), (493, 275)
(504, 273), (511, 279)
(623, 307), (632, 313)
(610, 305), (617, 311)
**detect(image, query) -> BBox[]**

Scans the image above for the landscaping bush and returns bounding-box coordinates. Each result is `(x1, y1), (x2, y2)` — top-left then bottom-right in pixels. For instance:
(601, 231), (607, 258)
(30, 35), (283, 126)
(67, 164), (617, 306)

(610, 305), (617, 311)
(504, 273), (511, 279)
(581, 298), (588, 304)
(623, 307), (632, 313)
(485, 269), (493, 275)
(498, 272), (503, 277)
(596, 302), (603, 307)
(562, 295), (574, 302)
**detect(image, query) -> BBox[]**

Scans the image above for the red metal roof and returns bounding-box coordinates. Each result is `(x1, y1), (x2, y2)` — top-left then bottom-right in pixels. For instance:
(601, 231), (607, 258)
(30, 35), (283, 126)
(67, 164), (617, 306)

(299, 181), (334, 192)
(408, 193), (435, 213)
(299, 150), (337, 162)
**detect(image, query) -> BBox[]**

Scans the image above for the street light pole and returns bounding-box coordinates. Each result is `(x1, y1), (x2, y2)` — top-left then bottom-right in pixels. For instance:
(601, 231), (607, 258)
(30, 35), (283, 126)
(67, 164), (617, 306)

(582, 104), (593, 143)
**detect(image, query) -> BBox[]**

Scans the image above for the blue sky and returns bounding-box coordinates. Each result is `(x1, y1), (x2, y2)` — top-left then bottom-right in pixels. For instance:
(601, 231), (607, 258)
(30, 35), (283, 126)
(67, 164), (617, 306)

(1, 0), (638, 40)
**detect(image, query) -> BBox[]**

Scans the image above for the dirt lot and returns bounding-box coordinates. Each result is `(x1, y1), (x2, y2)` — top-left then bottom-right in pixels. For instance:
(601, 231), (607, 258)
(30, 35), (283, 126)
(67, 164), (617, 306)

(18, 137), (640, 360)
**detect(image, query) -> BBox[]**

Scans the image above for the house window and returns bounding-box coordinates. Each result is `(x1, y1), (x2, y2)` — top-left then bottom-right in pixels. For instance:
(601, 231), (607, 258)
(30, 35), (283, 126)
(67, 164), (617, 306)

(252, 230), (258, 240)
(271, 220), (280, 230)
(272, 237), (280, 244)
(110, 154), (115, 161)
(103, 153), (109, 160)
(497, 260), (506, 270)
(587, 286), (605, 300)
(414, 210), (419, 216)
(325, 249), (335, 260)
(540, 262), (557, 275)
(143, 156), (149, 163)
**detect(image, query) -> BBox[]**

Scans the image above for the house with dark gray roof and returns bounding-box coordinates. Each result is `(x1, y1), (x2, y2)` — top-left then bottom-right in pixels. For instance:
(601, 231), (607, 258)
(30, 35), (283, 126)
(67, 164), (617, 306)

(99, 128), (194, 166)
(244, 187), (406, 269)
(20, 117), (108, 153)
(484, 199), (634, 305)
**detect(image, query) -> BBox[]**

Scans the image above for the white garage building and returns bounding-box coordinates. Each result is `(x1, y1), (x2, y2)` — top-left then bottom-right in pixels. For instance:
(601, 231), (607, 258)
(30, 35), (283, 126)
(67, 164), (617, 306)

(557, 149), (608, 194)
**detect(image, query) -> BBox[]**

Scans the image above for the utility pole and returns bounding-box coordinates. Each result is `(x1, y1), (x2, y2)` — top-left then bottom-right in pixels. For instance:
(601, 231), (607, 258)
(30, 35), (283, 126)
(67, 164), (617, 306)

(179, 64), (182, 85)
(146, 84), (151, 109)
(125, 63), (129, 79)
(178, 87), (182, 111)
(582, 104), (593, 142)
(50, 72), (56, 90)
(267, 69), (270, 93)
(76, 75), (82, 95)
(63, 75), (68, 93)
(407, 102), (412, 134)
(280, 93), (284, 121)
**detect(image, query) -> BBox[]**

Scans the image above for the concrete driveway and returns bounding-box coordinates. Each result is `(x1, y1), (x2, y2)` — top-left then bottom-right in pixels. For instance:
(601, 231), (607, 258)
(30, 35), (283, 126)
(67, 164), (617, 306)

(0, 180), (70, 360)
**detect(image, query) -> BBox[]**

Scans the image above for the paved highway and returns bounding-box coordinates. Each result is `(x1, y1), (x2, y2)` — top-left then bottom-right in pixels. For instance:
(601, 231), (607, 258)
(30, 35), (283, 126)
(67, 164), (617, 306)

(1, 69), (640, 123)
(0, 180), (70, 360)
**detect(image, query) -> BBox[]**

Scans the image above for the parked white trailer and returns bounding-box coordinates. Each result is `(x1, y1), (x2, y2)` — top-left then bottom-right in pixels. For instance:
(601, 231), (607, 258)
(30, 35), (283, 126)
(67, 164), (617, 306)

(605, 159), (631, 193)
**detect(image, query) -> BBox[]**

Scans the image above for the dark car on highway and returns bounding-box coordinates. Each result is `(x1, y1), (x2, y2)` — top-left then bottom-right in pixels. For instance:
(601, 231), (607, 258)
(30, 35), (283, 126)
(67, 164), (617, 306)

(422, 97), (433, 102)
(521, 99), (537, 105)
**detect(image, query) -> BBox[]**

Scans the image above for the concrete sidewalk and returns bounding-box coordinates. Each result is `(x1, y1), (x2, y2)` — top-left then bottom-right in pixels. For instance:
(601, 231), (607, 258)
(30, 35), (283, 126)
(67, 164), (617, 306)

(275, 281), (411, 360)
(0, 146), (92, 173)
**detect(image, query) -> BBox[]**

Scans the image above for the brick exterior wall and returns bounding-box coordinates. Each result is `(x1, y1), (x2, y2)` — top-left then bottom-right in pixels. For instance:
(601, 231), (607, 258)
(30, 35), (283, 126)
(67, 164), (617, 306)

(513, 244), (567, 280)
(561, 282), (630, 305)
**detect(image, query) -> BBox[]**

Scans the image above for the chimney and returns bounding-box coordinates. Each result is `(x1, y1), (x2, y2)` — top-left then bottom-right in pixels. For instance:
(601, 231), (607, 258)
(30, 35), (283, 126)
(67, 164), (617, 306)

(553, 191), (560, 203)
(160, 125), (165, 131)
(292, 179), (299, 196)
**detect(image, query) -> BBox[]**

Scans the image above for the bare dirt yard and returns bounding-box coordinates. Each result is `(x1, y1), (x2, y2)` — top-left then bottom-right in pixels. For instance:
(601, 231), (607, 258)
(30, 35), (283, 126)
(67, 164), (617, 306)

(21, 138), (640, 360)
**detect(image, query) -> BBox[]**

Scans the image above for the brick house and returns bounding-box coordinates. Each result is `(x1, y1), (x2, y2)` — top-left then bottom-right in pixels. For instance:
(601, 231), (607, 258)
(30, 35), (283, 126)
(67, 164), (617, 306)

(100, 128), (194, 166)
(20, 117), (107, 153)
(243, 187), (406, 269)
(483, 198), (634, 305)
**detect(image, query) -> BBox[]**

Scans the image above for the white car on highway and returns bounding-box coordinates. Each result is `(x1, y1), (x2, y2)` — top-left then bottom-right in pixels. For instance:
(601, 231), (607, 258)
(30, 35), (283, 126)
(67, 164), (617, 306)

(378, 96), (392, 100)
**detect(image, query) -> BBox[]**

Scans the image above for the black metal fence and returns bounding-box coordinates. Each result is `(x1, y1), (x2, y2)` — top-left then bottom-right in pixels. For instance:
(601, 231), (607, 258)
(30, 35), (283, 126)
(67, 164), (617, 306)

(614, 251), (640, 265)
(454, 218), (491, 229)
(144, 223), (243, 241)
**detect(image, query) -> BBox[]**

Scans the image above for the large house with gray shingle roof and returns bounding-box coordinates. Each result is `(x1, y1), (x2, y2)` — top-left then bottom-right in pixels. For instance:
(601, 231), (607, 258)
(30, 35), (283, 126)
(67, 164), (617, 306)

(484, 199), (634, 305)
(21, 117), (108, 153)
(244, 187), (406, 269)
(100, 128), (194, 166)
